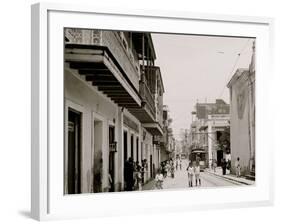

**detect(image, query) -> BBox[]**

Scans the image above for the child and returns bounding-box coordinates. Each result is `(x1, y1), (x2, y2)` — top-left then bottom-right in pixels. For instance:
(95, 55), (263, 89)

(235, 157), (241, 177)
(155, 169), (164, 189)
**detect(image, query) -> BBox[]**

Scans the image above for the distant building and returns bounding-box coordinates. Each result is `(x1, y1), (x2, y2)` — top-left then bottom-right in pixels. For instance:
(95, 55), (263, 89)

(190, 99), (230, 167)
(227, 41), (255, 178)
(179, 129), (190, 158)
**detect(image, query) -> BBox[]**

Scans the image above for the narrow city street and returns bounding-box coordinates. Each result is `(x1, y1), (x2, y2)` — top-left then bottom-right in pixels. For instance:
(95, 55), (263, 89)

(62, 29), (256, 195)
(144, 160), (242, 191)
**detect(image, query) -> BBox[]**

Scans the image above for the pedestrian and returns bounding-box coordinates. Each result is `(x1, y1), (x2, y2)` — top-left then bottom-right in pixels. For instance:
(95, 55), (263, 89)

(213, 159), (217, 173)
(235, 157), (241, 177)
(155, 168), (164, 189)
(226, 159), (231, 174)
(221, 158), (227, 175)
(108, 173), (113, 192)
(194, 162), (201, 186)
(134, 161), (142, 190)
(136, 163), (142, 190)
(171, 162), (175, 178)
(165, 162), (170, 177)
(141, 160), (146, 184)
(179, 159), (182, 170)
(186, 162), (194, 187)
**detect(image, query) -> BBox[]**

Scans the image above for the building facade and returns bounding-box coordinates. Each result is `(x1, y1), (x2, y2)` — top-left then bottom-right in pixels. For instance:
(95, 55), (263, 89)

(64, 29), (165, 194)
(190, 99), (230, 167)
(227, 42), (255, 178)
(156, 105), (175, 162)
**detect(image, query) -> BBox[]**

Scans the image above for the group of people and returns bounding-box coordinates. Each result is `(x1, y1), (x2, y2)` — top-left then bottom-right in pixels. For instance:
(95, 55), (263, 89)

(186, 162), (201, 187)
(155, 157), (242, 190)
(160, 158), (177, 178)
(124, 157), (147, 191)
(155, 158), (179, 189)
(123, 155), (243, 192)
(212, 157), (241, 177)
(221, 158), (231, 175)
(156, 158), (202, 189)
(212, 158), (231, 175)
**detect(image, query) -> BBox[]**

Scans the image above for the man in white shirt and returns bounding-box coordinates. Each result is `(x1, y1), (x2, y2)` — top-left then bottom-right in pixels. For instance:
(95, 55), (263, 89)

(194, 163), (201, 186)
(187, 163), (194, 187)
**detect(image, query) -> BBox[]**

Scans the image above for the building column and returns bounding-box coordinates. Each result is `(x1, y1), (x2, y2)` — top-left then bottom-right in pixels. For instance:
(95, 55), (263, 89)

(208, 123), (213, 168)
(116, 108), (124, 191)
(248, 76), (255, 174)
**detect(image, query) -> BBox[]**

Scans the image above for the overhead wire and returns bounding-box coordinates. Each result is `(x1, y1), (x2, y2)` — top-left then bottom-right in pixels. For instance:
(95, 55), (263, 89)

(217, 38), (251, 99)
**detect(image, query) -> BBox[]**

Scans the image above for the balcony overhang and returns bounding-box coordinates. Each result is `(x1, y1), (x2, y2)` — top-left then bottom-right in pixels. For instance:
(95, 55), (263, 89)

(65, 44), (142, 108)
(142, 122), (163, 136)
(127, 102), (155, 123)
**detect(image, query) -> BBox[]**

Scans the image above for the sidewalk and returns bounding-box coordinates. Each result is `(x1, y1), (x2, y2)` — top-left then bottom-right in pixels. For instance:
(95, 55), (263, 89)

(142, 179), (156, 191)
(205, 167), (255, 185)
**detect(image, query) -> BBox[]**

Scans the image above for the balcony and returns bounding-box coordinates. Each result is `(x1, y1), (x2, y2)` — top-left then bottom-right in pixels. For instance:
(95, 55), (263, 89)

(65, 29), (164, 135)
(153, 136), (161, 145)
(130, 66), (164, 136)
(154, 134), (173, 154)
(65, 28), (141, 107)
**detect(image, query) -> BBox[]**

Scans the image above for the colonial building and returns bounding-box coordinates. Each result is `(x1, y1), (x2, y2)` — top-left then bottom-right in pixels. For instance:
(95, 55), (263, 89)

(190, 99), (230, 167)
(64, 29), (164, 194)
(227, 41), (255, 178)
(155, 105), (175, 162)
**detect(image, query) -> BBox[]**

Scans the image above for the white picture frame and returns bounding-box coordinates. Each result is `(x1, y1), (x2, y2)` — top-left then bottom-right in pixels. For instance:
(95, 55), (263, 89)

(31, 2), (274, 221)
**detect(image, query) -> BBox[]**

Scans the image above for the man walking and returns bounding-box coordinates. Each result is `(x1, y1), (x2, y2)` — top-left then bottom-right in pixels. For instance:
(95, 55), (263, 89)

(187, 162), (194, 187)
(179, 159), (182, 170)
(221, 158), (227, 175)
(194, 162), (201, 186)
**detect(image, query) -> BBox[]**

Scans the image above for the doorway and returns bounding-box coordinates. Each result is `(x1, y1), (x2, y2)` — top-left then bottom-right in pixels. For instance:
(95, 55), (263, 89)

(217, 150), (223, 166)
(109, 126), (115, 192)
(123, 131), (128, 162)
(67, 109), (81, 194)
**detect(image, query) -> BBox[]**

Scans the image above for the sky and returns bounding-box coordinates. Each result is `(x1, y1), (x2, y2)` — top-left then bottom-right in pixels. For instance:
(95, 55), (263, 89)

(151, 33), (254, 140)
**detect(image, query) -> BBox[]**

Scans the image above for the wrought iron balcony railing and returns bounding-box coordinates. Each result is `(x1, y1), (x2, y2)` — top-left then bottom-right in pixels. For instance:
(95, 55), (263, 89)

(65, 28), (140, 91)
(139, 75), (156, 119)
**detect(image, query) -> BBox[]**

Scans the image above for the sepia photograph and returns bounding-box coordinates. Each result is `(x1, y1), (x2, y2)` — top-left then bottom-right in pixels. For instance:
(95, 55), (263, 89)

(64, 28), (255, 195)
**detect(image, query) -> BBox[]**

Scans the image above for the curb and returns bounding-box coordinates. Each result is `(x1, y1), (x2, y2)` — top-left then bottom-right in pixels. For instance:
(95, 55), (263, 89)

(204, 170), (252, 185)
